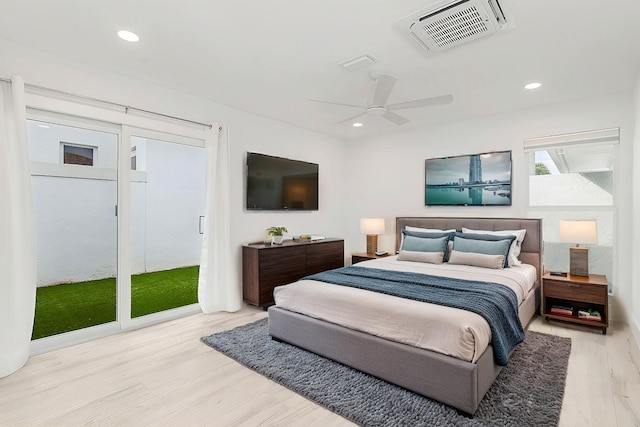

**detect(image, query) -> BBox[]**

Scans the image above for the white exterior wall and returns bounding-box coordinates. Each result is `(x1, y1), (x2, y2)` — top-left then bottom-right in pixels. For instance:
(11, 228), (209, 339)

(529, 174), (613, 206)
(136, 138), (205, 273)
(27, 119), (117, 168)
(31, 176), (117, 285)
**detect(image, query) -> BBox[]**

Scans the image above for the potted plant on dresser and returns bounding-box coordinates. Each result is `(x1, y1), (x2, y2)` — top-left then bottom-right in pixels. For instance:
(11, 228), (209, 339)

(267, 226), (288, 245)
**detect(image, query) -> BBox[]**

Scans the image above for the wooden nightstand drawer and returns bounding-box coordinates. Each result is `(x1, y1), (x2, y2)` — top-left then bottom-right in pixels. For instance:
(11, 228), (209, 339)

(544, 280), (607, 304)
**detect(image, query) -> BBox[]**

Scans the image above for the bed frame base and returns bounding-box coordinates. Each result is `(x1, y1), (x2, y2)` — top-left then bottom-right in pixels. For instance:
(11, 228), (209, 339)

(268, 306), (500, 414)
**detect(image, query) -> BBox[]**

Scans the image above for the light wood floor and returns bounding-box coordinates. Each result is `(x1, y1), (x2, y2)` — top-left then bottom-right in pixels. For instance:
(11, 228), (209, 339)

(1, 306), (639, 426)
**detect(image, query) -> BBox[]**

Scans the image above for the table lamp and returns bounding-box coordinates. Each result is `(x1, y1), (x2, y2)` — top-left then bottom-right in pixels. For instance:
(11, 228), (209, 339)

(559, 220), (597, 276)
(360, 218), (385, 254)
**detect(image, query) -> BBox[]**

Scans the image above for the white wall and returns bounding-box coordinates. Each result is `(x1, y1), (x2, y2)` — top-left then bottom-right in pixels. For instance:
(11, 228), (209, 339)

(345, 92), (635, 323)
(631, 75), (640, 345)
(0, 38), (349, 291)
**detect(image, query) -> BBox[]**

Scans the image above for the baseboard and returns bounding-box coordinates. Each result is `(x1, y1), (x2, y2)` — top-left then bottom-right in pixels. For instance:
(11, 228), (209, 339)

(30, 322), (121, 356)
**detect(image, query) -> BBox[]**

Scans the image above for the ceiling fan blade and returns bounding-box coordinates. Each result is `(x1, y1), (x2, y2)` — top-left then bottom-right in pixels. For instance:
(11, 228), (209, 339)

(382, 110), (410, 126)
(387, 94), (453, 110)
(337, 111), (367, 124)
(371, 74), (397, 106)
(307, 98), (364, 109)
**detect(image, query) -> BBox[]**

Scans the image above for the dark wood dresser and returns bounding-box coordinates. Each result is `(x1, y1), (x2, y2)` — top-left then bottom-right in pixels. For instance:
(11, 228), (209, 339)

(242, 238), (344, 307)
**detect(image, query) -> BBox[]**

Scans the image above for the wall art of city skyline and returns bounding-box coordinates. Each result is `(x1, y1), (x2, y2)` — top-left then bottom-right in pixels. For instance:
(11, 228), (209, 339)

(425, 150), (512, 206)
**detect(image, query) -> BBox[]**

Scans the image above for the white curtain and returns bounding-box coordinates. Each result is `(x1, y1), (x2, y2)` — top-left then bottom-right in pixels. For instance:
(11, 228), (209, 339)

(0, 76), (36, 378)
(198, 125), (242, 312)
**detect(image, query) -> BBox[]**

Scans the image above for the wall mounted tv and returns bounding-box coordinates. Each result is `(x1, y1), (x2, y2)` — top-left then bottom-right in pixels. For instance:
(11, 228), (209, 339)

(425, 150), (512, 206)
(246, 152), (319, 211)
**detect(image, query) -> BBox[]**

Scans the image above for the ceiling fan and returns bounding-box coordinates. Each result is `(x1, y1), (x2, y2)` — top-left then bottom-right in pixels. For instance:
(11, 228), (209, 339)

(309, 73), (453, 126)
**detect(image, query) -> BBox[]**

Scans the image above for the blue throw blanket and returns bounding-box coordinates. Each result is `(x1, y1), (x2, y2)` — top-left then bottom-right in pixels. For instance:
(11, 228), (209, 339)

(303, 266), (524, 365)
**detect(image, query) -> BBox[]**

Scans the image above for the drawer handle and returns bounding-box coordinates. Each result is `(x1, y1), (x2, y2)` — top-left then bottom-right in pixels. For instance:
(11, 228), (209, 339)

(568, 284), (582, 288)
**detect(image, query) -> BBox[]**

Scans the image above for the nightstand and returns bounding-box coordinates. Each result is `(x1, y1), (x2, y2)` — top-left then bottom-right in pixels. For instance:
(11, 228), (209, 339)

(542, 272), (608, 334)
(351, 252), (392, 264)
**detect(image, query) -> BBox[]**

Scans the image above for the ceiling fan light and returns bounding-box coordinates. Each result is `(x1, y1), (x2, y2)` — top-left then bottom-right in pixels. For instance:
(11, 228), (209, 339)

(367, 106), (387, 116)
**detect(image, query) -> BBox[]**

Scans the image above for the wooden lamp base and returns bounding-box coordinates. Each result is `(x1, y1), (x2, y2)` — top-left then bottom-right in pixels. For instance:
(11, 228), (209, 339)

(569, 246), (589, 276)
(366, 234), (378, 254)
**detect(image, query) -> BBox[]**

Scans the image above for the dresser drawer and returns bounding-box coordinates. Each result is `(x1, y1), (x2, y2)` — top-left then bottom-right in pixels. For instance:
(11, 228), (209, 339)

(544, 279), (607, 304)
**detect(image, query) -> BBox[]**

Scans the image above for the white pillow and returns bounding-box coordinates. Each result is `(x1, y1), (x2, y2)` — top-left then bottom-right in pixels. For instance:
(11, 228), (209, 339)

(406, 226), (456, 233)
(447, 250), (505, 269)
(461, 228), (527, 267)
(397, 250), (444, 264)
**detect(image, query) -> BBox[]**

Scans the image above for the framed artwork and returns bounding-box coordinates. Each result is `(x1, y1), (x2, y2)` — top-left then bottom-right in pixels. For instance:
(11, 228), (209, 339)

(425, 150), (512, 206)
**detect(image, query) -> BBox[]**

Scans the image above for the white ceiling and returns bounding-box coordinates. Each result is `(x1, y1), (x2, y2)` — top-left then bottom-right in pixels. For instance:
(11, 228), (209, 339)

(1, 0), (639, 140)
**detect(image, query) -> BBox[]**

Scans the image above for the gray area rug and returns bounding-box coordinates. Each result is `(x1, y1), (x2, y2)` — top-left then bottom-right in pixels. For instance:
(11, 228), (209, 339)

(201, 318), (571, 426)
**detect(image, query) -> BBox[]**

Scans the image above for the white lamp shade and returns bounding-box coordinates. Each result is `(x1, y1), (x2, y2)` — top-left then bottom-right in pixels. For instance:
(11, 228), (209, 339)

(559, 220), (597, 245)
(360, 218), (385, 235)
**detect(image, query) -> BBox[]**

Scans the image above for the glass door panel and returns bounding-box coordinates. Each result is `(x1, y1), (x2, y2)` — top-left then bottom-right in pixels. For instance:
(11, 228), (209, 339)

(130, 135), (205, 317)
(27, 118), (119, 339)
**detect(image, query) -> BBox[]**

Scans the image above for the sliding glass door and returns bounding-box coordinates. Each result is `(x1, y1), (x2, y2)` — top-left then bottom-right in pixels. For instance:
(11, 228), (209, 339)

(129, 132), (206, 318)
(27, 115), (120, 339)
(28, 115), (206, 342)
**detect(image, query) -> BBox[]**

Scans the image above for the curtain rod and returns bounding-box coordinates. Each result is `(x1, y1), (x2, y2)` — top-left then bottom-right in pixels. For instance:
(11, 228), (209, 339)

(1, 76), (214, 129)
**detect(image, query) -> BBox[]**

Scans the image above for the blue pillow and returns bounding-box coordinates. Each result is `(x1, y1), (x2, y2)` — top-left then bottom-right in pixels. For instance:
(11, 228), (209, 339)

(401, 229), (454, 259)
(452, 232), (516, 268)
(402, 229), (455, 239)
(401, 234), (449, 254)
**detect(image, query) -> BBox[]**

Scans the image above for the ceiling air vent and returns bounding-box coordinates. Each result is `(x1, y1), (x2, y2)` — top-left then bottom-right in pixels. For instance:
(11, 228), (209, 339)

(395, 0), (512, 54)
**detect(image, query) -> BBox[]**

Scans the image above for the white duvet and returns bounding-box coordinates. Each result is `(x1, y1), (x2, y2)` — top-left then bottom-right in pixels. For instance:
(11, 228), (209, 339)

(273, 256), (536, 363)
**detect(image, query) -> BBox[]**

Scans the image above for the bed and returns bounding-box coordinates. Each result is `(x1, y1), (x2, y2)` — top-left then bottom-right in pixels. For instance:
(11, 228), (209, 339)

(268, 217), (542, 414)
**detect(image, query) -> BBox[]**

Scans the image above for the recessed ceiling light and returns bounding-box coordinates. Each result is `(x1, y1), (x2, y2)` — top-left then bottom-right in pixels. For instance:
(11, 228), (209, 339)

(37, 124), (50, 128)
(352, 122), (363, 127)
(117, 30), (140, 42)
(524, 82), (542, 90)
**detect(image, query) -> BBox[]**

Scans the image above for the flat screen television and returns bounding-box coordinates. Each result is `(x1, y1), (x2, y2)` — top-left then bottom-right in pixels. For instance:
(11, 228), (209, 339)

(425, 150), (512, 206)
(246, 152), (319, 210)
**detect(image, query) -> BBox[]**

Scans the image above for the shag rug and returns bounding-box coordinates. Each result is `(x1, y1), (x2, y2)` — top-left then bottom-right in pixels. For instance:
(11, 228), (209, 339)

(201, 318), (571, 426)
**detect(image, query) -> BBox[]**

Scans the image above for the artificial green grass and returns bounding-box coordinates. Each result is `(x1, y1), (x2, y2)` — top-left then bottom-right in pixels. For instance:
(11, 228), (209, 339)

(32, 276), (117, 340)
(32, 265), (199, 340)
(131, 266), (199, 318)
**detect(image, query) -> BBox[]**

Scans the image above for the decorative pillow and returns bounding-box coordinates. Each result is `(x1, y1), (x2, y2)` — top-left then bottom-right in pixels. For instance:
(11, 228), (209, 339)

(405, 226), (456, 234)
(400, 233), (449, 254)
(447, 250), (505, 269)
(452, 233), (515, 268)
(401, 229), (455, 260)
(397, 250), (444, 264)
(462, 228), (527, 267)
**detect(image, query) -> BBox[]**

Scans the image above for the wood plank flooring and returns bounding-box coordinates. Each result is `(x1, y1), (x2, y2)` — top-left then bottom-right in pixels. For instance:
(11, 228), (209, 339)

(0, 306), (639, 426)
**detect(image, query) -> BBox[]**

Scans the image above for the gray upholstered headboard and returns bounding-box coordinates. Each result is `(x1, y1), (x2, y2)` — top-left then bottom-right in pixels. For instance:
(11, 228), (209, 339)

(395, 217), (543, 284)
